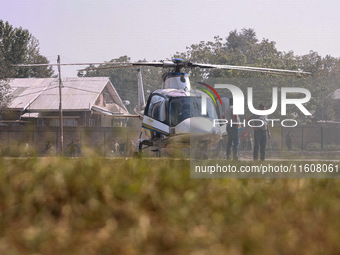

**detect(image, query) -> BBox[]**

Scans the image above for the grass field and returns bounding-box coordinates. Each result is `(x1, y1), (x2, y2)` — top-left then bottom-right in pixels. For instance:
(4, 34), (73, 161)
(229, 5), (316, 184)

(1, 156), (340, 254)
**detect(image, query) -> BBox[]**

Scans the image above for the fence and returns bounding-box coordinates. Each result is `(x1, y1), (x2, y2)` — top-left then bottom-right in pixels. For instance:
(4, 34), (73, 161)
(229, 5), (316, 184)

(0, 124), (339, 157)
(268, 125), (340, 151)
(0, 126), (140, 157)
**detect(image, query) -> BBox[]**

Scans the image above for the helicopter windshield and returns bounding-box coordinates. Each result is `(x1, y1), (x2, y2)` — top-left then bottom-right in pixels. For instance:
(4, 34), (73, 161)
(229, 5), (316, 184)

(169, 96), (217, 126)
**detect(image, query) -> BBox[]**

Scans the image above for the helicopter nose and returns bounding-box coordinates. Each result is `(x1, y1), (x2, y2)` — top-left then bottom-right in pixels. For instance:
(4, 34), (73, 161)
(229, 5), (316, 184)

(175, 117), (222, 141)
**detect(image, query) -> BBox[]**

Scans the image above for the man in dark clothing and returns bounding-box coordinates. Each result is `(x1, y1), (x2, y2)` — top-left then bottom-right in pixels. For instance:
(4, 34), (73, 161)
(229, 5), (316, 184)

(68, 139), (77, 157)
(225, 97), (240, 160)
(248, 103), (271, 161)
(286, 132), (293, 151)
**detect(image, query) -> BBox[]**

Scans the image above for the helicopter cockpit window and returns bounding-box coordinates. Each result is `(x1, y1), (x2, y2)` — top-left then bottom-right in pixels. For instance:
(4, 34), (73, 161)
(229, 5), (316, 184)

(169, 97), (217, 126)
(147, 95), (166, 122)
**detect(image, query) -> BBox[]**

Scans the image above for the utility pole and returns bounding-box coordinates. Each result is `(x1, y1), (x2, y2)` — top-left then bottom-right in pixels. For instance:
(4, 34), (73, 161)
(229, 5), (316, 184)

(57, 55), (64, 156)
(321, 86), (325, 150)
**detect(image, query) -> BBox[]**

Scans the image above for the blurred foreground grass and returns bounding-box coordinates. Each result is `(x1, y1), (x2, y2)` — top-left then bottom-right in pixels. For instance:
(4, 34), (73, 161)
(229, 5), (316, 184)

(1, 157), (340, 255)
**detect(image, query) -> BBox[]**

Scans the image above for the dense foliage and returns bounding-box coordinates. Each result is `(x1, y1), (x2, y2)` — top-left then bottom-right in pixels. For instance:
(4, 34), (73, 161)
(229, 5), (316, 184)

(0, 20), (54, 118)
(0, 20), (53, 79)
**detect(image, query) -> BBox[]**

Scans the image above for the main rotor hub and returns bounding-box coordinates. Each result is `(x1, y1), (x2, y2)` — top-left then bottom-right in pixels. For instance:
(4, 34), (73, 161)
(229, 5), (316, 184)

(172, 58), (184, 64)
(172, 58), (185, 72)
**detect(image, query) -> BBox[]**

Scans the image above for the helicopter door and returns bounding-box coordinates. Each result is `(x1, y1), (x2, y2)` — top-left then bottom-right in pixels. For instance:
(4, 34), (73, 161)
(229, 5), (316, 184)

(142, 95), (169, 136)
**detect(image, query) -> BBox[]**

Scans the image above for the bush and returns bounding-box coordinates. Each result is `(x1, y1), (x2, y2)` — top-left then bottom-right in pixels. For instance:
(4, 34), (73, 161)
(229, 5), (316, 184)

(1, 158), (340, 254)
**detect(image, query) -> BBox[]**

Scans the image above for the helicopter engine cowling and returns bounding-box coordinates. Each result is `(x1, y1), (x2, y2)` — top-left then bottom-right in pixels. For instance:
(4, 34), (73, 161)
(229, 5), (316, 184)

(163, 73), (191, 91)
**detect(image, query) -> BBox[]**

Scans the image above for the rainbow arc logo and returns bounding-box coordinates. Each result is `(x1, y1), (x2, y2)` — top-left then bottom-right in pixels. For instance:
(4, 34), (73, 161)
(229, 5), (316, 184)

(198, 82), (223, 106)
(198, 82), (242, 135)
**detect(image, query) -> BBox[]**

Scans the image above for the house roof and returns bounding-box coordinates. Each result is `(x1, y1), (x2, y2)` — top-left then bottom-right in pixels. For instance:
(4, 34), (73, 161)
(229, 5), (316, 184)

(9, 78), (55, 110)
(8, 77), (128, 114)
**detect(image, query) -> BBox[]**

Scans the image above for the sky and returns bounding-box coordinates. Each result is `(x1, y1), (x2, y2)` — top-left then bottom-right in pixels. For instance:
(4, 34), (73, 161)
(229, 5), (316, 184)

(1, 0), (340, 77)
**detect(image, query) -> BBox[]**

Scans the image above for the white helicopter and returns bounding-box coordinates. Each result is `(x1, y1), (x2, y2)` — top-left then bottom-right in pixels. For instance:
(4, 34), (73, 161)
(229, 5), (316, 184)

(15, 58), (310, 157)
(79, 58), (310, 157)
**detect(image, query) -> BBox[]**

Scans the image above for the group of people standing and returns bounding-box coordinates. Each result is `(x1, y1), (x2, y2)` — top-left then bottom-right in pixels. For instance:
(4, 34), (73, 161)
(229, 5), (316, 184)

(224, 98), (271, 161)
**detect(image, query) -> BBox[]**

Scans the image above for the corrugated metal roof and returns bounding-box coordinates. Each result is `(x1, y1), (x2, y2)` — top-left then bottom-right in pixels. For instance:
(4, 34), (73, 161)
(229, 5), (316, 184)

(30, 77), (109, 110)
(9, 78), (55, 109)
(8, 77), (127, 113)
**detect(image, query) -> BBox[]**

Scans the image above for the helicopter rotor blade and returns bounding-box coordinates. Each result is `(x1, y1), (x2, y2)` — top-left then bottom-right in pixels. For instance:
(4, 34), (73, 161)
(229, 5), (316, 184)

(12, 62), (115, 67)
(13, 59), (311, 75)
(13, 61), (174, 69)
(76, 61), (175, 71)
(191, 63), (311, 75)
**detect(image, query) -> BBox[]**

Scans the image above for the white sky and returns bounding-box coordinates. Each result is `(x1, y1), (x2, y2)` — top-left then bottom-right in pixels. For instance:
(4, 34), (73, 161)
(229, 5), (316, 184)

(1, 0), (340, 77)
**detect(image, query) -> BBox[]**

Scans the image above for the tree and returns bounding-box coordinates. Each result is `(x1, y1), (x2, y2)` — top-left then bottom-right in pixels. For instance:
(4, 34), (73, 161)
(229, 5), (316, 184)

(25, 36), (54, 78)
(0, 20), (53, 119)
(0, 78), (11, 120)
(174, 28), (340, 122)
(0, 20), (54, 78)
(297, 52), (340, 122)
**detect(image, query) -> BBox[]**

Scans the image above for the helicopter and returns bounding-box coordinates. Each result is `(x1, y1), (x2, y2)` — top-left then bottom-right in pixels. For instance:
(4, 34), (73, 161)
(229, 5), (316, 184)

(77, 58), (310, 157)
(14, 58), (310, 157)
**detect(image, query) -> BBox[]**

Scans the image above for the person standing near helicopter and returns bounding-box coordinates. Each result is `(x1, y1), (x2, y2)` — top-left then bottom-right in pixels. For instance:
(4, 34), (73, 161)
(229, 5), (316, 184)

(248, 103), (271, 161)
(225, 97), (240, 161)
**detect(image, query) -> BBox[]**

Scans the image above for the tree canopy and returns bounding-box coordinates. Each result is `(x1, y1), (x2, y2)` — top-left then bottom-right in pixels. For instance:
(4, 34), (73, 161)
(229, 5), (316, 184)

(0, 20), (54, 119)
(173, 28), (340, 122)
(0, 20), (54, 79)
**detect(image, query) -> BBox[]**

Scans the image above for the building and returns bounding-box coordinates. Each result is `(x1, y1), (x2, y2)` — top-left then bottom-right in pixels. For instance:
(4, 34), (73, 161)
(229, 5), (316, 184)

(5, 77), (130, 127)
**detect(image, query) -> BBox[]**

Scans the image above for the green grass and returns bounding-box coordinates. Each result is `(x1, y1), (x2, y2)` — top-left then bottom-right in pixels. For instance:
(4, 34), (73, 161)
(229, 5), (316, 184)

(0, 157), (340, 254)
